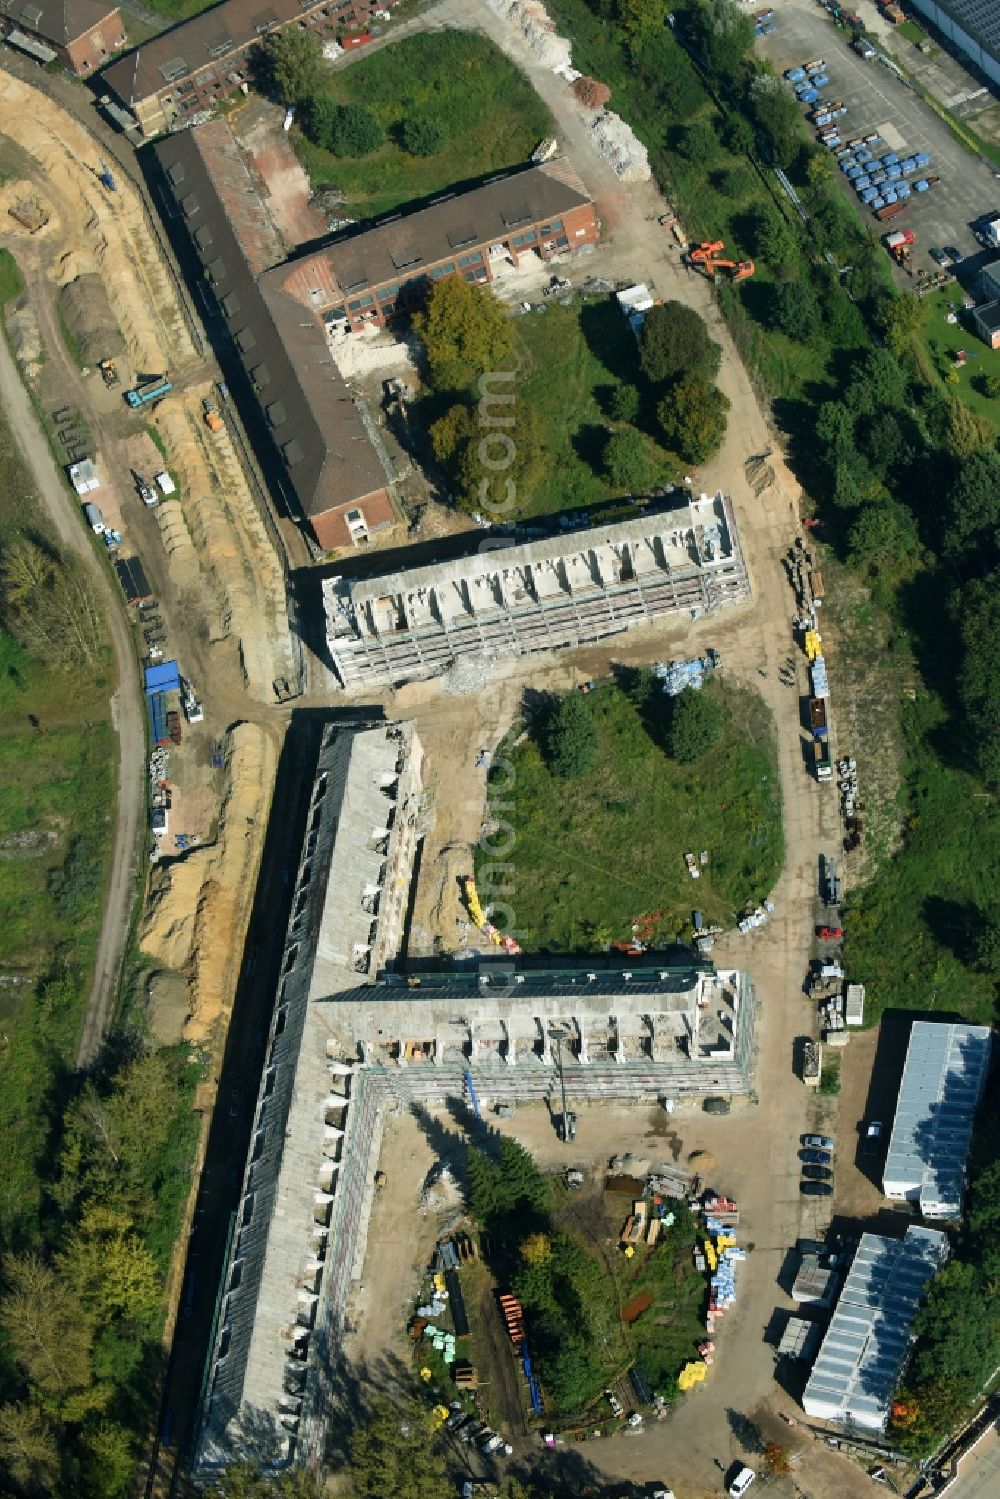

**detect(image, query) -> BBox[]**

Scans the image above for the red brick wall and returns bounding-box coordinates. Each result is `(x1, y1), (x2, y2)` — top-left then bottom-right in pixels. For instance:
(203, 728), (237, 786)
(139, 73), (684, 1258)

(64, 11), (125, 74)
(311, 488), (395, 551)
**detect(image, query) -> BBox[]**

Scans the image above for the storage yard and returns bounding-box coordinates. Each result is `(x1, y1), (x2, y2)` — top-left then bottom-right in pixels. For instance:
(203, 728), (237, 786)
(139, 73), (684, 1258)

(759, 5), (1000, 274)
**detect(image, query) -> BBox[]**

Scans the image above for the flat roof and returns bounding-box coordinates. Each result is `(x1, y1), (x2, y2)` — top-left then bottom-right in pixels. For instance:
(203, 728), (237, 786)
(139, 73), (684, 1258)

(802, 1226), (949, 1430)
(883, 1021), (991, 1213)
(975, 298), (1000, 331)
(274, 157), (592, 308)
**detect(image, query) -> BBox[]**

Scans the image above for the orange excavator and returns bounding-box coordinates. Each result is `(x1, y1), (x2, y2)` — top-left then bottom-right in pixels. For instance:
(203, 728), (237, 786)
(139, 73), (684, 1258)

(688, 240), (755, 282)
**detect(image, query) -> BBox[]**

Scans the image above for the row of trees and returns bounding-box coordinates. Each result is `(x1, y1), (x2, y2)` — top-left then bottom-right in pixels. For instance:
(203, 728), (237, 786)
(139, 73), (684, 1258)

(0, 1046), (199, 1496)
(535, 679), (724, 785)
(468, 1138), (616, 1411)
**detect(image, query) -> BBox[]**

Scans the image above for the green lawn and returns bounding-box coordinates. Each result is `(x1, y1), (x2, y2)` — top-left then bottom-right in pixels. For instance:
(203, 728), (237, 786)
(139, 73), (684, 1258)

(917, 285), (1000, 435)
(514, 298), (677, 516)
(897, 19), (928, 45)
(478, 679), (782, 950)
(294, 31), (552, 215)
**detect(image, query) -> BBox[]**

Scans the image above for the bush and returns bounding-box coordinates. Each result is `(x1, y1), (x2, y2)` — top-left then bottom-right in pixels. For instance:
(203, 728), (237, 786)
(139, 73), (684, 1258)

(303, 99), (384, 156)
(538, 693), (597, 780)
(609, 383), (640, 422)
(604, 428), (651, 492)
(401, 114), (447, 156)
(264, 27), (324, 104)
(769, 280), (821, 341)
(667, 687), (724, 763)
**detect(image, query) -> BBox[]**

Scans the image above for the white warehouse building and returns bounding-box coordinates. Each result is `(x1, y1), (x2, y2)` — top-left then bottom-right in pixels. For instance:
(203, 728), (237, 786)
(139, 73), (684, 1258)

(882, 1021), (991, 1219)
(802, 1226), (950, 1431)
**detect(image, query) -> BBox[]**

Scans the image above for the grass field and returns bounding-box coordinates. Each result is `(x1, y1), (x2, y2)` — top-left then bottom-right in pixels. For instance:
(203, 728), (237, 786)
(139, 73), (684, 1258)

(916, 284), (1000, 434)
(478, 679), (782, 950)
(514, 298), (678, 515)
(294, 31), (552, 216)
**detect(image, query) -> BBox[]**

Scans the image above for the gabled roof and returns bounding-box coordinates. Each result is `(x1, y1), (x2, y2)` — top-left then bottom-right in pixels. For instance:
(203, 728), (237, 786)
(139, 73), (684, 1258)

(0, 0), (119, 45)
(102, 0), (322, 106)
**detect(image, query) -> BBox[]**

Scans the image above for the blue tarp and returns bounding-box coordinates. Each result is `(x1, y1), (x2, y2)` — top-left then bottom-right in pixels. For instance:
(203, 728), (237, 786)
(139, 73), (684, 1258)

(144, 660), (181, 696)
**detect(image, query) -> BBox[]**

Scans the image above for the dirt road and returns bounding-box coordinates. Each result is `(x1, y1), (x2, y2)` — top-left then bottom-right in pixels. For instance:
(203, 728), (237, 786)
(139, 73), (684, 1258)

(0, 313), (145, 1069)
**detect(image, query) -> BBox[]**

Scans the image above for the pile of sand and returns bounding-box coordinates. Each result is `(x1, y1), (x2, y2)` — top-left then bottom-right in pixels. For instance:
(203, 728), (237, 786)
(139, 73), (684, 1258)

(482, 0), (573, 72)
(139, 723), (278, 1046)
(589, 112), (651, 182)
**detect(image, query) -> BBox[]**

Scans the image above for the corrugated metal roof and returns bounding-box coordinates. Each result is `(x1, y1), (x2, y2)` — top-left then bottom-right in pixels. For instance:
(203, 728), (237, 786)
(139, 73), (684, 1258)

(882, 1021), (991, 1216)
(144, 659), (181, 696)
(802, 1226), (949, 1430)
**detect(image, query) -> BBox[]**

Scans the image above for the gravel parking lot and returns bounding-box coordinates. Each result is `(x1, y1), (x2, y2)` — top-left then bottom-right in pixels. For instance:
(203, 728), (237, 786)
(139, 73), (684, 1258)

(759, 3), (1000, 279)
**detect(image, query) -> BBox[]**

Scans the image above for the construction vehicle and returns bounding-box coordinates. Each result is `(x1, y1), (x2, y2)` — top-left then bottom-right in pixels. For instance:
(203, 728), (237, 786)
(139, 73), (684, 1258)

(688, 241), (754, 282)
(809, 698), (829, 738)
(814, 739), (833, 784)
(125, 377), (172, 409)
(202, 397), (224, 433)
(884, 227), (915, 263)
(99, 358), (120, 388)
(134, 472), (158, 507)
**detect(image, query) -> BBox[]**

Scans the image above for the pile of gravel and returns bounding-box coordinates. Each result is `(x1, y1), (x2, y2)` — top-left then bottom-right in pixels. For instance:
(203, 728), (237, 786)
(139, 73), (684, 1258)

(483, 0), (573, 72)
(589, 111), (652, 182)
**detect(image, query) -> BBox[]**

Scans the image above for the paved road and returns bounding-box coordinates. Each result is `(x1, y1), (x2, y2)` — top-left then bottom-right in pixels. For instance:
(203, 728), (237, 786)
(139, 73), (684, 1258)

(0, 299), (146, 1069)
(947, 1424), (1000, 1499)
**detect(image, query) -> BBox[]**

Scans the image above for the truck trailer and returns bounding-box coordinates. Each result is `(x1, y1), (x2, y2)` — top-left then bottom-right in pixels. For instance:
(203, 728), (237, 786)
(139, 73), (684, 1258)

(809, 698), (829, 738)
(814, 739), (833, 783)
(125, 379), (173, 409)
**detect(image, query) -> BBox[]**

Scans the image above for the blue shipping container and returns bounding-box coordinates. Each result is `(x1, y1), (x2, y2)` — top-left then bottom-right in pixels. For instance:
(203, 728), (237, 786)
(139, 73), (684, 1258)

(860, 187), (879, 204)
(915, 179), (929, 192)
(871, 197), (885, 211)
(882, 153), (899, 166)
(812, 73), (829, 86)
(883, 189), (898, 204)
(786, 67), (806, 81)
(800, 88), (819, 102)
(915, 151), (930, 166)
(896, 182), (911, 199)
(855, 176), (872, 191)
(149, 692), (169, 746)
(887, 164), (902, 180)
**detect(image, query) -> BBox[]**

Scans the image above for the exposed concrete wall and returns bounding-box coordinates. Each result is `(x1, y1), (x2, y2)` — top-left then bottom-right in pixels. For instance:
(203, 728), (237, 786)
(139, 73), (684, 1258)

(325, 491), (750, 688)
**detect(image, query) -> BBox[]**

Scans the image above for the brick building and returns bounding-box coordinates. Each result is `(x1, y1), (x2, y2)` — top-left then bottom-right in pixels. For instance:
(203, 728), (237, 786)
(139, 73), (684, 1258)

(152, 122), (598, 552)
(102, 0), (391, 136)
(0, 0), (125, 74)
(269, 155), (599, 332)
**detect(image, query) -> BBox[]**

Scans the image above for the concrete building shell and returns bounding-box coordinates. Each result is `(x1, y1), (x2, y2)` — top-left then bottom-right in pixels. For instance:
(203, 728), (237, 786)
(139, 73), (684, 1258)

(324, 490), (751, 688)
(195, 718), (757, 1473)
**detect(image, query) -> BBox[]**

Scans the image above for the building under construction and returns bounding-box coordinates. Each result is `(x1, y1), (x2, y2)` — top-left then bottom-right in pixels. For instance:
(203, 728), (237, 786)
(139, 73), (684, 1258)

(195, 717), (756, 1474)
(324, 490), (750, 689)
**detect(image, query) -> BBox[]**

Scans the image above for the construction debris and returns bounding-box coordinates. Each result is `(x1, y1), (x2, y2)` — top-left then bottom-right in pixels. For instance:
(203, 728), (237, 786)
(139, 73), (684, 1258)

(589, 111), (652, 181)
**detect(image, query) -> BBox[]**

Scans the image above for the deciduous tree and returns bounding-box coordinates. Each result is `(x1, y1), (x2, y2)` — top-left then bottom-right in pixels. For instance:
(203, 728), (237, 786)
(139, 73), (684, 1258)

(1, 1254), (94, 1405)
(414, 278), (517, 393)
(657, 374), (730, 464)
(0, 534), (104, 668)
(640, 301), (721, 385)
(401, 114), (447, 156)
(346, 1396), (452, 1499)
(667, 687), (724, 762)
(0, 1402), (60, 1494)
(264, 28), (324, 104)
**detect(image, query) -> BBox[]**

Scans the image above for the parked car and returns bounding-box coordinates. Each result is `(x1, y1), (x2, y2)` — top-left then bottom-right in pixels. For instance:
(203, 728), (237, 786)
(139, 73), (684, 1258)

(800, 1148), (833, 1165)
(929, 247), (951, 266)
(862, 1121), (883, 1156)
(802, 1135), (835, 1151)
(817, 926), (843, 940)
(703, 1096), (731, 1115)
(796, 1237), (825, 1256)
(800, 1181), (834, 1197)
(482, 1433), (505, 1455)
(605, 1388), (624, 1417)
(943, 244), (964, 263)
(802, 1164), (833, 1181)
(728, 1467), (757, 1499)
(445, 1411), (468, 1432)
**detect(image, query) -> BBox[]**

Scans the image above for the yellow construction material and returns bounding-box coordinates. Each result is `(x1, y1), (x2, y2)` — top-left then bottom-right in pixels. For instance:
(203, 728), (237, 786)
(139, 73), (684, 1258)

(804, 629), (822, 661)
(433, 1273), (446, 1294)
(463, 877), (487, 929)
(704, 1240), (717, 1270)
(678, 1360), (708, 1389)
